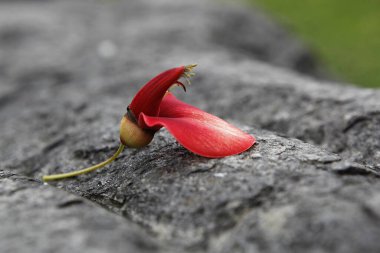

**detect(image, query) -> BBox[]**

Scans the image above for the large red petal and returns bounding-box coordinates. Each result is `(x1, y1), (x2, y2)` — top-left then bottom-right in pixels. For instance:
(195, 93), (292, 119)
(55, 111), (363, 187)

(139, 93), (255, 158)
(129, 66), (185, 118)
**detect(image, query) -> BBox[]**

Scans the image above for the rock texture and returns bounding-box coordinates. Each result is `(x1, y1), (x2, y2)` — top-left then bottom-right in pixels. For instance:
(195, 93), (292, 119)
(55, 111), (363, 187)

(189, 60), (380, 173)
(0, 171), (167, 253)
(1, 0), (380, 253)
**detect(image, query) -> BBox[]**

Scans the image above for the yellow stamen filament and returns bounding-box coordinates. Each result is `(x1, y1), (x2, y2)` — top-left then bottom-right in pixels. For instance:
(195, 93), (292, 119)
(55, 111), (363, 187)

(182, 64), (197, 85)
(185, 64), (197, 72)
(42, 144), (125, 182)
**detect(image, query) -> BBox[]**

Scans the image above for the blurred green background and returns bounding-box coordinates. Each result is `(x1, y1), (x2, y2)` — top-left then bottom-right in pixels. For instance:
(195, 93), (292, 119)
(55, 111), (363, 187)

(248, 0), (380, 87)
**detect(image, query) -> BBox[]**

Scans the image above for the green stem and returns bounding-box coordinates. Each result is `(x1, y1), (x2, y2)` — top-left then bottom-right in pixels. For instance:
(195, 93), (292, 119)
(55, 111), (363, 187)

(43, 144), (125, 182)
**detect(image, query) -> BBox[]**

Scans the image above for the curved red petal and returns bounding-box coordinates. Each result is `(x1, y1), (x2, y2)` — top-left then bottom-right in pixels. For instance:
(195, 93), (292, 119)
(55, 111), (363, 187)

(157, 92), (208, 118)
(129, 66), (185, 118)
(139, 94), (255, 158)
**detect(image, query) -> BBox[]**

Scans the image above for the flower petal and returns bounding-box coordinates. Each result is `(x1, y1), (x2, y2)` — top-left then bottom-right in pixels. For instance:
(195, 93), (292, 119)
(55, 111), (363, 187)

(129, 66), (185, 118)
(139, 93), (255, 158)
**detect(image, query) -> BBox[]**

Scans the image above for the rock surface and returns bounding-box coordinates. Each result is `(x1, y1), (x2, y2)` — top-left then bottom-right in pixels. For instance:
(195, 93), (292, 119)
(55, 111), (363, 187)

(189, 59), (380, 173)
(0, 171), (167, 253)
(1, 0), (380, 253)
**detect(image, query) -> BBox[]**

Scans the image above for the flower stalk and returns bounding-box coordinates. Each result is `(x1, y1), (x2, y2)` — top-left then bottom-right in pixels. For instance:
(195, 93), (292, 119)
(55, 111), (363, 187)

(42, 144), (125, 181)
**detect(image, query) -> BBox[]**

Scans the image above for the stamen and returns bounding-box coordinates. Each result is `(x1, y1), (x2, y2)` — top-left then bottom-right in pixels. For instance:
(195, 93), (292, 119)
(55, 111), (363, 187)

(183, 72), (195, 78)
(184, 76), (192, 86)
(169, 64), (197, 92)
(185, 64), (197, 72)
(182, 64), (197, 86)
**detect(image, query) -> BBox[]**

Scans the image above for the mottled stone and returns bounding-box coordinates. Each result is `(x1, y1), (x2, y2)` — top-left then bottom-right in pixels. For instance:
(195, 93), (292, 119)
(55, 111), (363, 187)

(0, 170), (167, 253)
(188, 59), (380, 172)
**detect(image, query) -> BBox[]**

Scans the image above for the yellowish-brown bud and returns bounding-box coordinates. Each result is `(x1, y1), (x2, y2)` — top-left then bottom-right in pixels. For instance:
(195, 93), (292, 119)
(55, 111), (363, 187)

(119, 115), (154, 148)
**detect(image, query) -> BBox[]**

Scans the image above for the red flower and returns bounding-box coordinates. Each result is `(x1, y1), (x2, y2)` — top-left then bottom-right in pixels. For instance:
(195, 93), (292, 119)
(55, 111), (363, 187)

(43, 65), (255, 181)
(120, 65), (255, 158)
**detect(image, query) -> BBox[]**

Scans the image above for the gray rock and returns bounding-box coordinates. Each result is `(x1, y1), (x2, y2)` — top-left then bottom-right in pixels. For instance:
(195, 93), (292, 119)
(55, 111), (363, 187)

(0, 170), (167, 253)
(1, 0), (380, 253)
(186, 59), (380, 172)
(10, 127), (380, 253)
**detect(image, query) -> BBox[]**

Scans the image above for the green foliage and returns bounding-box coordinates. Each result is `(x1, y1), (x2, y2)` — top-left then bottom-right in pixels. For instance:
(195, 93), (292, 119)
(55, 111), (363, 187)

(249, 0), (380, 87)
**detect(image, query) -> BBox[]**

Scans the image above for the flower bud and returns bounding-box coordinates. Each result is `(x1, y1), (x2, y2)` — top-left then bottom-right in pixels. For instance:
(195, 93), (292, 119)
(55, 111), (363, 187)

(119, 115), (154, 148)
